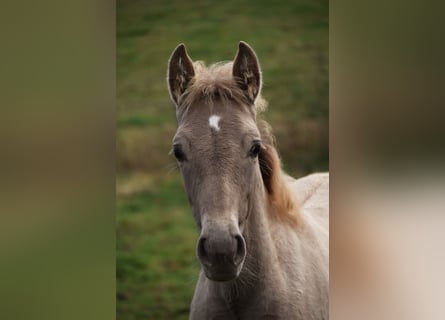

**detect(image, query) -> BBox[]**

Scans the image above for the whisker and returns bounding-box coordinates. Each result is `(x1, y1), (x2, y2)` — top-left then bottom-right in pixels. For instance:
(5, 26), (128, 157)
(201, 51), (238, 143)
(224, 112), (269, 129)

(164, 162), (179, 175)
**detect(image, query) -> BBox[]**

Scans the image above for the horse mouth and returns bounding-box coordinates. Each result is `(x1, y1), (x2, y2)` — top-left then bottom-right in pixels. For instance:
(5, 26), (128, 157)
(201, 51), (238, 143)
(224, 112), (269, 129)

(203, 265), (241, 282)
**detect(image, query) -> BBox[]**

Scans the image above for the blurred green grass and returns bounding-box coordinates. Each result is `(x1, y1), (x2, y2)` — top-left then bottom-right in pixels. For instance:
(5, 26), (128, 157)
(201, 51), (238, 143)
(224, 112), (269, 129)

(117, 175), (197, 320)
(117, 0), (328, 319)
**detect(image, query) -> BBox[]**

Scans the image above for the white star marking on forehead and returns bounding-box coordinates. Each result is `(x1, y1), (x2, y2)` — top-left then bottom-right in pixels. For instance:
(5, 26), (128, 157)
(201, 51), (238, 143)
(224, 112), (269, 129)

(209, 115), (221, 132)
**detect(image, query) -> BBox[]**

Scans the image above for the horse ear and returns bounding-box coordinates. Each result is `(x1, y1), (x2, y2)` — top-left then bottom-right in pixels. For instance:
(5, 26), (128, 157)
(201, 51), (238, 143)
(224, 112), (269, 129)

(232, 41), (262, 103)
(167, 44), (195, 106)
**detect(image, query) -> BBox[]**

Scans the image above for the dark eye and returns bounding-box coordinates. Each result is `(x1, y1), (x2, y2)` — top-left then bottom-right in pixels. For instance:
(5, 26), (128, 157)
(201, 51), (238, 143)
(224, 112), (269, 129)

(172, 144), (187, 162)
(249, 141), (261, 158)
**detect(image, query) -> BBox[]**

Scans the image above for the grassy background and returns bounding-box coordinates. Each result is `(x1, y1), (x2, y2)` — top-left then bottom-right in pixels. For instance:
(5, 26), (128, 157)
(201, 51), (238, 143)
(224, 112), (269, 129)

(117, 0), (328, 319)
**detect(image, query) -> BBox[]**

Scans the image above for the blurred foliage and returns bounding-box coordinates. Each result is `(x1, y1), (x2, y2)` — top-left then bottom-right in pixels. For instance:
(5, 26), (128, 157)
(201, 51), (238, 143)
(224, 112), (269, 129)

(117, 0), (328, 319)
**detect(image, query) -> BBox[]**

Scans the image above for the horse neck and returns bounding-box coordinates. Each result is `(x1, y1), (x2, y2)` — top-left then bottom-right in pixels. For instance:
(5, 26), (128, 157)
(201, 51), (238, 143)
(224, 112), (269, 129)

(235, 172), (280, 288)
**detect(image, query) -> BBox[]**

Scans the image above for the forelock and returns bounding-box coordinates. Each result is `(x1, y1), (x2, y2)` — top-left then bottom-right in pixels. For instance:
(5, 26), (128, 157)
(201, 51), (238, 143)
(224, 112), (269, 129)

(178, 61), (267, 114)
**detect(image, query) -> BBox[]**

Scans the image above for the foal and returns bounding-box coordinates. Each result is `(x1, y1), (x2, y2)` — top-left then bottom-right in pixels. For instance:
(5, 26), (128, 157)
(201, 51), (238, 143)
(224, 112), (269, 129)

(167, 41), (328, 320)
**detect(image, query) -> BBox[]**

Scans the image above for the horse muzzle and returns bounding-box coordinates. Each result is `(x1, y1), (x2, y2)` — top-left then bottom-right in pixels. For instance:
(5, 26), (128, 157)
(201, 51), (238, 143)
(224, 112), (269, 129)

(197, 228), (246, 282)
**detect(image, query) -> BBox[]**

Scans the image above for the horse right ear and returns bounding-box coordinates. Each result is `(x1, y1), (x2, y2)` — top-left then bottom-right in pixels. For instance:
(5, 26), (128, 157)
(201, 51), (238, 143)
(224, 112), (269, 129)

(167, 44), (195, 106)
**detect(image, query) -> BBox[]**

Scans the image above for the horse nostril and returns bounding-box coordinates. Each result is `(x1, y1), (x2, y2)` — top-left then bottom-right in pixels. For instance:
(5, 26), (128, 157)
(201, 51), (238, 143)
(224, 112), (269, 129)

(197, 237), (207, 260)
(234, 234), (246, 264)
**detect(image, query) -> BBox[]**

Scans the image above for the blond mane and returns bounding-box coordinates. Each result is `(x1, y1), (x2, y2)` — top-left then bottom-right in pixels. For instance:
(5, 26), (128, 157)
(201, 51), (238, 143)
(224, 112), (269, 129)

(258, 121), (302, 225)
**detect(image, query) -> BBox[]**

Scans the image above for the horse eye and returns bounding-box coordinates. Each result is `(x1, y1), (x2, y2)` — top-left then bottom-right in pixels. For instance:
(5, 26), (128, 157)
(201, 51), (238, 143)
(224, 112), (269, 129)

(173, 145), (187, 162)
(249, 141), (261, 158)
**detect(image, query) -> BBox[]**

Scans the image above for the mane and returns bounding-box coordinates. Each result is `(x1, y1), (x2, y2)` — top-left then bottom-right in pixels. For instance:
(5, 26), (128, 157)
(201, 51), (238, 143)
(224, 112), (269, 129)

(258, 121), (302, 225)
(179, 61), (300, 225)
(178, 61), (267, 113)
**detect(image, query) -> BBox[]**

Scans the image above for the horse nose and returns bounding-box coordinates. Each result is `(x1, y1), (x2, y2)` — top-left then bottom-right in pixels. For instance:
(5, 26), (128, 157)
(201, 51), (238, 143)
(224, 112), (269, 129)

(197, 232), (246, 267)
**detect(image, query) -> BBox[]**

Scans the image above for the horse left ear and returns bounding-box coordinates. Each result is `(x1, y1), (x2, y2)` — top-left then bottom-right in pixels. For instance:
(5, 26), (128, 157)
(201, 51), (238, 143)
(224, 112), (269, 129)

(232, 41), (262, 103)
